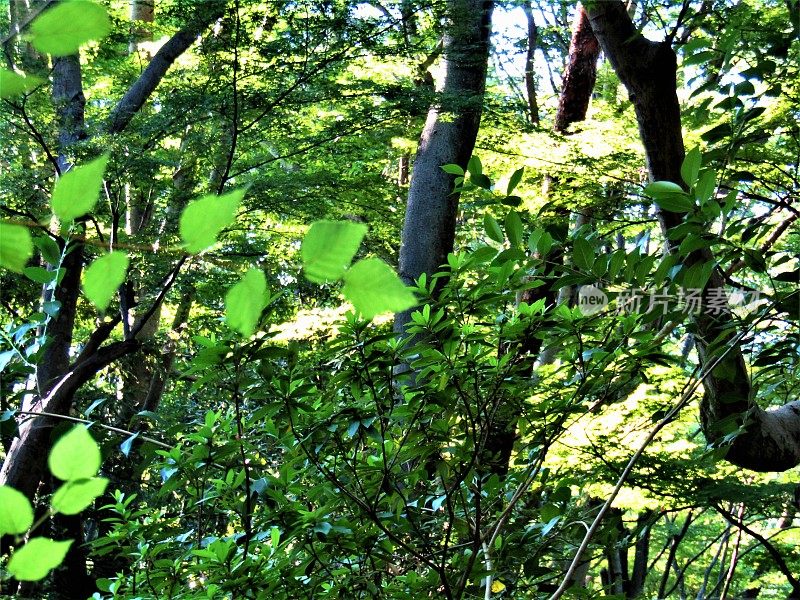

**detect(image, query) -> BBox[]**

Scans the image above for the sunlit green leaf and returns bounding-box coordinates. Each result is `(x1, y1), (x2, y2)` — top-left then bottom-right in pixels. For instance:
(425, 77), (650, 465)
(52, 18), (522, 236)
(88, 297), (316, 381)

(573, 238), (594, 271)
(0, 223), (33, 273)
(0, 69), (43, 99)
(484, 215), (504, 244)
(301, 220), (367, 283)
(0, 485), (34, 535)
(51, 154), (109, 222)
(7, 538), (72, 581)
(51, 477), (108, 515)
(504, 212), (523, 247)
(440, 164), (464, 176)
(179, 188), (244, 253)
(342, 258), (416, 319)
(83, 252), (128, 311)
(507, 167), (524, 195)
(225, 269), (268, 336)
(29, 0), (111, 56)
(48, 426), (101, 481)
(681, 147), (702, 187)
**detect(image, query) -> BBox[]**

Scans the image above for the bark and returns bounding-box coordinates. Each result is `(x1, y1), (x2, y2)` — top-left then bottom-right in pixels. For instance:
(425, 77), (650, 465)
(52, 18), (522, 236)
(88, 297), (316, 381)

(554, 5), (600, 133)
(108, 1), (225, 134)
(129, 0), (155, 54)
(627, 511), (652, 598)
(522, 2), (540, 125)
(394, 0), (494, 332)
(585, 0), (800, 472)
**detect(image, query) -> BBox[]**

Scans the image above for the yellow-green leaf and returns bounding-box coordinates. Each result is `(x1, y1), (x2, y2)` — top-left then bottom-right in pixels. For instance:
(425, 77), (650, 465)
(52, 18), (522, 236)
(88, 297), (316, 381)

(0, 69), (43, 99)
(301, 220), (367, 283)
(83, 252), (128, 311)
(342, 258), (416, 319)
(51, 154), (109, 222)
(0, 485), (34, 535)
(51, 477), (108, 515)
(29, 0), (111, 56)
(179, 188), (244, 253)
(7, 538), (72, 581)
(0, 223), (34, 273)
(225, 269), (268, 336)
(48, 426), (101, 481)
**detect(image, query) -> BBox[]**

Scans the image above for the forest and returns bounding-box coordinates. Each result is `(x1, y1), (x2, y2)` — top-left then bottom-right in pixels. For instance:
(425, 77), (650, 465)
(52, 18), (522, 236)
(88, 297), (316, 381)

(0, 0), (798, 598)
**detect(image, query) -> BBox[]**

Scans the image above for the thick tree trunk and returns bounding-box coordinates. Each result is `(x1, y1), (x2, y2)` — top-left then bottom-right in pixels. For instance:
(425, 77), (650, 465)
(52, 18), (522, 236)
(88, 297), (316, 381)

(585, 0), (800, 472)
(554, 5), (600, 133)
(394, 0), (494, 332)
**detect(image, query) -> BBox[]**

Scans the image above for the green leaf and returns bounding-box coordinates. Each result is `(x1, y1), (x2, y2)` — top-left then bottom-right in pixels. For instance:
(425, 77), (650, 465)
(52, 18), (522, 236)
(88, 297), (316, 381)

(23, 266), (58, 285)
(506, 167), (524, 195)
(51, 477), (108, 515)
(484, 215), (504, 244)
(573, 238), (595, 271)
(0, 223), (33, 273)
(34, 235), (62, 265)
(0, 69), (43, 99)
(467, 155), (482, 178)
(342, 258), (416, 319)
(7, 538), (72, 581)
(29, 0), (111, 56)
(48, 426), (101, 481)
(0, 485), (34, 535)
(504, 212), (523, 247)
(695, 170), (717, 204)
(681, 147), (702, 188)
(83, 252), (128, 311)
(301, 220), (367, 283)
(179, 188), (244, 253)
(440, 164), (464, 176)
(225, 269), (268, 336)
(644, 181), (684, 198)
(51, 154), (109, 222)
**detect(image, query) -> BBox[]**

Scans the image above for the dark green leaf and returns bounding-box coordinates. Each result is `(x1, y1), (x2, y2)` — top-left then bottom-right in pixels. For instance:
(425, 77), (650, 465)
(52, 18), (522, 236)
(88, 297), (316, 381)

(484, 215), (504, 243)
(504, 212), (523, 247)
(681, 147), (702, 187)
(506, 167), (524, 195)
(572, 238), (594, 271)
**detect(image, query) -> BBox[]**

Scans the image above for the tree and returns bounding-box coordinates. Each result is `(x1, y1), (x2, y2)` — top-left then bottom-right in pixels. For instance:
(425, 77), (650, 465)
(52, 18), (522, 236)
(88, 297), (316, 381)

(585, 0), (800, 472)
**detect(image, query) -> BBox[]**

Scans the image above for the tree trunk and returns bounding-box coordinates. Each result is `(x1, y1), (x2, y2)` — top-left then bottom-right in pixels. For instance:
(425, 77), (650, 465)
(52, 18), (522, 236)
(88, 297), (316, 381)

(554, 4), (600, 133)
(394, 0), (494, 333)
(522, 2), (540, 125)
(585, 0), (800, 472)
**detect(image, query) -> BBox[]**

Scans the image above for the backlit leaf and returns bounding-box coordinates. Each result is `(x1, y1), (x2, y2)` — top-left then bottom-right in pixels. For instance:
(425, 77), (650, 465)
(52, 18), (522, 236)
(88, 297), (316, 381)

(83, 252), (128, 311)
(0, 223), (33, 273)
(225, 269), (268, 336)
(301, 220), (367, 283)
(51, 477), (108, 515)
(681, 147), (702, 187)
(0, 69), (43, 99)
(0, 486), (34, 535)
(29, 0), (111, 56)
(342, 258), (416, 319)
(48, 426), (101, 481)
(179, 188), (244, 253)
(7, 538), (72, 581)
(51, 154), (109, 222)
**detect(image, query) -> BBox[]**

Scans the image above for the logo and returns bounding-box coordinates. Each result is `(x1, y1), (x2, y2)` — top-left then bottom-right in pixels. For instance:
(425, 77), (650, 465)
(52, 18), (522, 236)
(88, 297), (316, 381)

(577, 285), (608, 315)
